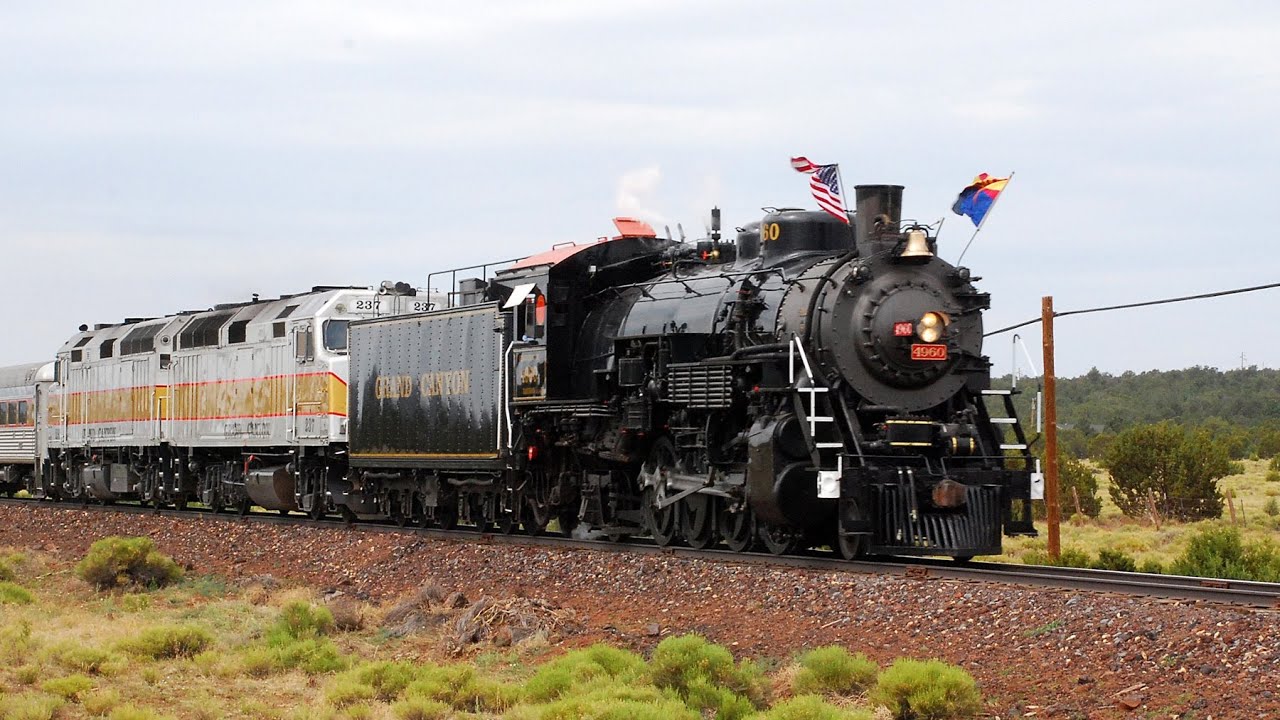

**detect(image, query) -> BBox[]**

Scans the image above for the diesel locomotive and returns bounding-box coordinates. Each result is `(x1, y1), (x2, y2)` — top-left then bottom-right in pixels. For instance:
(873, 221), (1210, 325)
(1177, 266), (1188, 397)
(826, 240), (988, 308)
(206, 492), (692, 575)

(5, 183), (1037, 559)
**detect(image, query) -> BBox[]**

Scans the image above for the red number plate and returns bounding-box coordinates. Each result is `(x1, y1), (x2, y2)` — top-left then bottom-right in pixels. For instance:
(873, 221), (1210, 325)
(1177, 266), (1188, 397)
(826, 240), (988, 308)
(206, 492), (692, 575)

(910, 344), (948, 361)
(893, 322), (914, 337)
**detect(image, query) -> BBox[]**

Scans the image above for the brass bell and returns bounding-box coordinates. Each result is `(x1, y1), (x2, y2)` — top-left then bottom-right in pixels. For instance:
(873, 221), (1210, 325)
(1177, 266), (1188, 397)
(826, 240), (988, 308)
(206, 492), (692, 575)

(900, 229), (933, 259)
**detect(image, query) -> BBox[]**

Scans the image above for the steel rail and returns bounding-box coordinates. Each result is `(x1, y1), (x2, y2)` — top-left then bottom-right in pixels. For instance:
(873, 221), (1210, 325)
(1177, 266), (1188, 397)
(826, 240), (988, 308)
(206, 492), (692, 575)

(3, 498), (1277, 609)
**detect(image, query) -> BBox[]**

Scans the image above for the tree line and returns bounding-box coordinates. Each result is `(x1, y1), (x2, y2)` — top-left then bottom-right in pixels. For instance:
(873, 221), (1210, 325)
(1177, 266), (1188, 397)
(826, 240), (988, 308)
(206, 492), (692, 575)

(996, 365), (1280, 460)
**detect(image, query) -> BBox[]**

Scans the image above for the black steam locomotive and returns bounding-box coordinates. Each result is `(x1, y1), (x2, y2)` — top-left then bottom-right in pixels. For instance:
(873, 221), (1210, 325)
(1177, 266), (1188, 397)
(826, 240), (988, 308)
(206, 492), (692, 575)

(342, 184), (1037, 559)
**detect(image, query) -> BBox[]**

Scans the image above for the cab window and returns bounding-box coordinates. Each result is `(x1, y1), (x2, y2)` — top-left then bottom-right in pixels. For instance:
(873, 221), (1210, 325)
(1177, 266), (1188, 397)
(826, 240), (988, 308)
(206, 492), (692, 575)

(520, 295), (546, 342)
(323, 320), (350, 353)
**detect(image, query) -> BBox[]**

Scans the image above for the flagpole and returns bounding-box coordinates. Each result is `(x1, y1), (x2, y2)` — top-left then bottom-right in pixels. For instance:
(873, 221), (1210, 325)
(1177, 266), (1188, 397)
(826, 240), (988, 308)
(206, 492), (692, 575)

(956, 171), (1015, 266)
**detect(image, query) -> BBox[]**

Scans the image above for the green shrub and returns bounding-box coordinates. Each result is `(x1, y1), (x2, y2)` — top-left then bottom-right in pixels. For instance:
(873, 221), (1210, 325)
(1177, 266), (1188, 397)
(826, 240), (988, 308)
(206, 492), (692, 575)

(270, 601), (335, 642)
(120, 625), (213, 659)
(277, 638), (347, 674)
(1091, 548), (1138, 572)
(1267, 470), (1280, 483)
(120, 594), (151, 612)
(237, 601), (347, 675)
(404, 664), (521, 713)
(340, 704), (374, 720)
(1137, 558), (1165, 575)
(524, 645), (647, 701)
(762, 695), (874, 720)
(40, 674), (95, 700)
(1226, 460), (1246, 475)
(1057, 548), (1091, 568)
(1169, 525), (1280, 582)
(870, 658), (983, 720)
(1102, 423), (1228, 521)
(0, 580), (34, 604)
(1033, 453), (1102, 519)
(83, 688), (122, 716)
(1265, 498), (1279, 517)
(521, 682), (701, 720)
(16, 664), (43, 684)
(1269, 455), (1280, 472)
(75, 537), (183, 590)
(107, 705), (174, 720)
(45, 642), (128, 676)
(791, 646), (878, 696)
(648, 634), (768, 718)
(390, 697), (451, 720)
(342, 660), (423, 701)
(325, 677), (376, 708)
(0, 692), (65, 720)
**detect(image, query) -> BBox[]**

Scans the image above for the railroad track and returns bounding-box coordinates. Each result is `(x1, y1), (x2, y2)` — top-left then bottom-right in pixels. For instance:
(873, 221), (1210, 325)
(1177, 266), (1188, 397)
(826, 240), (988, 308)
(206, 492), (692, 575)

(4, 497), (1278, 609)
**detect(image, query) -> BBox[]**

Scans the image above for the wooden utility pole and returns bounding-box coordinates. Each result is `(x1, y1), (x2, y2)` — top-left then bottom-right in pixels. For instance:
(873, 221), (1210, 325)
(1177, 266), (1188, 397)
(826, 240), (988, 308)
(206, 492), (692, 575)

(1042, 296), (1060, 560)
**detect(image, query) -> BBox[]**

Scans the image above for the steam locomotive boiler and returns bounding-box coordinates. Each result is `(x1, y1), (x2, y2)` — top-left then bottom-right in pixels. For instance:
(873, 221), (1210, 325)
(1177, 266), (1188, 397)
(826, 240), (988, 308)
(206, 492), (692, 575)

(345, 184), (1037, 558)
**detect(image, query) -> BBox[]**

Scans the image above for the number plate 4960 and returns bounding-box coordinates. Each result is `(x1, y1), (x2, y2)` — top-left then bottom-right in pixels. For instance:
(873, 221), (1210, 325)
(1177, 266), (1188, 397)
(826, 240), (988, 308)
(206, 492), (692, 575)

(910, 344), (948, 361)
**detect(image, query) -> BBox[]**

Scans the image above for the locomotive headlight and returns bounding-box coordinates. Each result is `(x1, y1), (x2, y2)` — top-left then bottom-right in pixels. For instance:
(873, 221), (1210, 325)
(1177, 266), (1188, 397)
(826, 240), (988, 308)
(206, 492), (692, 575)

(916, 312), (947, 343)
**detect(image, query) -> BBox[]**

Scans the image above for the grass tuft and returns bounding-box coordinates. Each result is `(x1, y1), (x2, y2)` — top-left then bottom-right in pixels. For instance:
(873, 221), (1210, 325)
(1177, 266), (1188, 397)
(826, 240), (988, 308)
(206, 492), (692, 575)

(83, 688), (122, 716)
(389, 696), (451, 720)
(0, 579), (34, 604)
(107, 705), (175, 720)
(40, 674), (95, 701)
(120, 624), (214, 659)
(0, 692), (65, 720)
(791, 646), (878, 697)
(761, 694), (875, 720)
(870, 658), (982, 720)
(44, 641), (129, 676)
(648, 634), (769, 718)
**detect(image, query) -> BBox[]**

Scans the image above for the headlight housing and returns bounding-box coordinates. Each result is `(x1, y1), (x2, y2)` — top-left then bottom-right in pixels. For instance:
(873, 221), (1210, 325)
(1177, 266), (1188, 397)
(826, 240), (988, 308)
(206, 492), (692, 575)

(916, 312), (948, 343)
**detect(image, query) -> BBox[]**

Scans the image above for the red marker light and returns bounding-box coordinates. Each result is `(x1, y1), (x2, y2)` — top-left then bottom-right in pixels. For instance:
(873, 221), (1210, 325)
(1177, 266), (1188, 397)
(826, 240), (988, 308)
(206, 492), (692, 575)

(527, 446), (538, 461)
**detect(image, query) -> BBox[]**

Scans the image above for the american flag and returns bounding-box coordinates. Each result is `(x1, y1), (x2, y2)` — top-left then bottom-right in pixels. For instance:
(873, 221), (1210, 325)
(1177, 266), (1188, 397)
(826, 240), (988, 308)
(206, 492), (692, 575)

(790, 156), (849, 224)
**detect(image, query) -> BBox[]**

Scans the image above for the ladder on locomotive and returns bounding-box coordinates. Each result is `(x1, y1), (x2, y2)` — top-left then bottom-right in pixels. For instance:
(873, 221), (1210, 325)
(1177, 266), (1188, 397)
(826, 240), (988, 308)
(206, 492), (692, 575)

(787, 336), (846, 479)
(976, 388), (1035, 462)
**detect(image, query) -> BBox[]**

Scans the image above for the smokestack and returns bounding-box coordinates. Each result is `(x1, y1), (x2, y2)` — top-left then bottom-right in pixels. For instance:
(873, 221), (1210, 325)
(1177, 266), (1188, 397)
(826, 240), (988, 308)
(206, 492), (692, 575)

(854, 185), (904, 254)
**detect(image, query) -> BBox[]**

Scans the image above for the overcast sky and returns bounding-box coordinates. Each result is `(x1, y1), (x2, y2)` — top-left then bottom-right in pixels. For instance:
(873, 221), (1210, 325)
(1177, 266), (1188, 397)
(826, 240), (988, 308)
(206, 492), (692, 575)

(3, 1), (1278, 377)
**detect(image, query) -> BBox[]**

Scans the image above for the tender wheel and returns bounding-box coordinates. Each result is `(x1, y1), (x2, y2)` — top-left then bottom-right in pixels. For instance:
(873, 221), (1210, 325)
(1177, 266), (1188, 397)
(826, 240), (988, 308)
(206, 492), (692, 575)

(497, 509), (520, 535)
(836, 532), (866, 560)
(556, 507), (580, 538)
(308, 496), (328, 521)
(469, 494), (492, 533)
(523, 500), (551, 536)
(339, 505), (358, 525)
(718, 501), (754, 553)
(758, 523), (801, 556)
(437, 494), (459, 531)
(415, 496), (432, 529)
(237, 500), (252, 517)
(680, 494), (716, 549)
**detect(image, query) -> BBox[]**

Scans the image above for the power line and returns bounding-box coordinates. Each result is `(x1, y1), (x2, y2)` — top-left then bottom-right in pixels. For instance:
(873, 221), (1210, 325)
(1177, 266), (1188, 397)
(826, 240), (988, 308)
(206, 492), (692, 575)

(984, 281), (1280, 338)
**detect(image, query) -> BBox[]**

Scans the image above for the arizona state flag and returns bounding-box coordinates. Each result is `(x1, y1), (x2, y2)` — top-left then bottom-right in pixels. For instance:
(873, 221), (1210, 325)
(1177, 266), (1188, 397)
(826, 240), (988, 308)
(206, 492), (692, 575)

(952, 173), (1010, 227)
